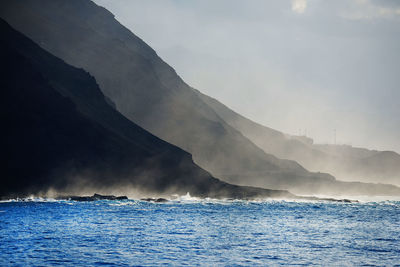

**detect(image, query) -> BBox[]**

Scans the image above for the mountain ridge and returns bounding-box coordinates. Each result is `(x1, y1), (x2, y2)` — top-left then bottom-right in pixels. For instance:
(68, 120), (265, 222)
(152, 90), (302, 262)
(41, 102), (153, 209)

(0, 18), (294, 200)
(0, 0), (312, 179)
(196, 89), (400, 186)
(1, 0), (399, 196)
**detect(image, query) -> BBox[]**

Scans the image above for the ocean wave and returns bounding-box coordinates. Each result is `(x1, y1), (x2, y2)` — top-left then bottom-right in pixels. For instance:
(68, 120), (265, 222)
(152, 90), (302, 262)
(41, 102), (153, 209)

(1, 192), (399, 205)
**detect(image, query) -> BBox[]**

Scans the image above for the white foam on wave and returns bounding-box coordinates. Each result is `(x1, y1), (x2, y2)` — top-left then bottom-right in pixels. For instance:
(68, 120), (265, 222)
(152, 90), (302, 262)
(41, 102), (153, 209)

(171, 192), (202, 202)
(144, 192), (400, 205)
(161, 193), (301, 205)
(0, 197), (65, 203)
(108, 201), (139, 206)
(299, 194), (400, 203)
(1, 192), (400, 205)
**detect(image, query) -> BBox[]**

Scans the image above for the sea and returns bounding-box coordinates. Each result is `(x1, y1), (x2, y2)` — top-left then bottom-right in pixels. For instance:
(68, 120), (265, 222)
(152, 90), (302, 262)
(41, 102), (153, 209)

(1, 194), (399, 266)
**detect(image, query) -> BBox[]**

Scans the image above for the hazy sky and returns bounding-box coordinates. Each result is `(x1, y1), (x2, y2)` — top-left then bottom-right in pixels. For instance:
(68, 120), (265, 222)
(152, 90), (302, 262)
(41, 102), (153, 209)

(94, 0), (400, 153)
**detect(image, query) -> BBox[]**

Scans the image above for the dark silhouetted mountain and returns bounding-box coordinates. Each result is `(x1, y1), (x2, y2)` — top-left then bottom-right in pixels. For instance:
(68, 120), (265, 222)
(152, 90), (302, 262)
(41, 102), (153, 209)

(0, 19), (295, 200)
(1, 0), (399, 196)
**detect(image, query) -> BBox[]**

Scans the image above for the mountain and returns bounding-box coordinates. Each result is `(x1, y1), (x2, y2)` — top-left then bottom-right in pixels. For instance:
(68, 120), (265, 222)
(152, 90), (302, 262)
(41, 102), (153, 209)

(0, 19), (295, 199)
(1, 0), (399, 196)
(311, 145), (400, 186)
(196, 91), (400, 187)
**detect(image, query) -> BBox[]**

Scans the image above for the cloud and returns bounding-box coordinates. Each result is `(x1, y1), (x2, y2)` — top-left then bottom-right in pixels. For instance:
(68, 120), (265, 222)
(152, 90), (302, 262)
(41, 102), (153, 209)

(292, 0), (307, 14)
(342, 0), (400, 20)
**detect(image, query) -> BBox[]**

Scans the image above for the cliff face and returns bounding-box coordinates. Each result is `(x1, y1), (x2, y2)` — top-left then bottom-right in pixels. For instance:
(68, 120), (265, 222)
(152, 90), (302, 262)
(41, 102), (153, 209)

(1, 0), (399, 196)
(0, 19), (294, 199)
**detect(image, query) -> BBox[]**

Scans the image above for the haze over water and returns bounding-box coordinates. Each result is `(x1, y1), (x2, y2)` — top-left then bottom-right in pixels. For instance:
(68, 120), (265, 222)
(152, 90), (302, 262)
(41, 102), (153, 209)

(1, 198), (399, 266)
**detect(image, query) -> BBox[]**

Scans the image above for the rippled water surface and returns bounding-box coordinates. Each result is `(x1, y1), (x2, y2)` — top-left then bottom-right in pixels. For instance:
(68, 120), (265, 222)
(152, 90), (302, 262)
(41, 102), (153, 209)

(0, 197), (399, 266)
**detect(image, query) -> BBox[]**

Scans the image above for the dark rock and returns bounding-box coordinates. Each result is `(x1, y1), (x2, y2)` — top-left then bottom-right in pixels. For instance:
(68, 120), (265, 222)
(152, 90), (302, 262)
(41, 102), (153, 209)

(298, 196), (358, 203)
(141, 198), (168, 203)
(69, 196), (95, 202)
(58, 194), (128, 201)
(93, 194), (128, 200)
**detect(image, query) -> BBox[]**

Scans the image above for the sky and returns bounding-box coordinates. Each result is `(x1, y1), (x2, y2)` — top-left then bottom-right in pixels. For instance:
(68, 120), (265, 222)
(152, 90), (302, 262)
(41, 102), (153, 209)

(94, 0), (400, 153)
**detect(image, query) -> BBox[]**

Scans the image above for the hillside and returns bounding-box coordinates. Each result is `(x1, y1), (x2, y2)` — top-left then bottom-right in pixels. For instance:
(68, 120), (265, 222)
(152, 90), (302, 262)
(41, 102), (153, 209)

(1, 0), (399, 196)
(196, 90), (400, 187)
(0, 19), (293, 199)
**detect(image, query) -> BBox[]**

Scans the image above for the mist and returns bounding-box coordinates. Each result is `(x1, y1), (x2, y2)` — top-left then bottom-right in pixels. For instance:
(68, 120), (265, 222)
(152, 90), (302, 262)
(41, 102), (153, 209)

(94, 0), (400, 153)
(2, 0), (399, 199)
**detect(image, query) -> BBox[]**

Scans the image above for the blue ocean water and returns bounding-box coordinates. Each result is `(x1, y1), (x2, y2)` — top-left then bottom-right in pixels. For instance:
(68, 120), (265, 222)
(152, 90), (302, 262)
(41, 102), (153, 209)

(0, 197), (399, 266)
